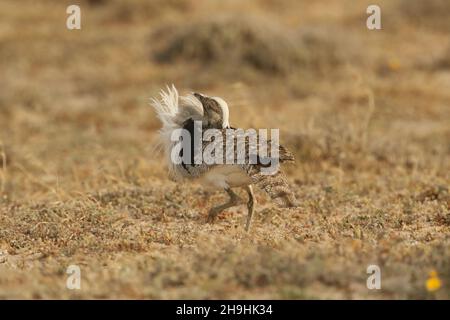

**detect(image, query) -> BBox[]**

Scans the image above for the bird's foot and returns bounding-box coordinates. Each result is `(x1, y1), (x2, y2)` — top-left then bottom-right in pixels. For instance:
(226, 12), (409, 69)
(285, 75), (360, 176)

(207, 209), (219, 224)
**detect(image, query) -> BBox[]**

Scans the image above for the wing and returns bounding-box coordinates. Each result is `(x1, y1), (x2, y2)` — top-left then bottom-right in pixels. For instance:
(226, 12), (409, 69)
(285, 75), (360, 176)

(176, 127), (295, 178)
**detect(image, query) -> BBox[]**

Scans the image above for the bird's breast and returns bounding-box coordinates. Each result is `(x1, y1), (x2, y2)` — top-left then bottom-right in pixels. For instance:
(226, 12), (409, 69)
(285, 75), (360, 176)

(200, 165), (251, 189)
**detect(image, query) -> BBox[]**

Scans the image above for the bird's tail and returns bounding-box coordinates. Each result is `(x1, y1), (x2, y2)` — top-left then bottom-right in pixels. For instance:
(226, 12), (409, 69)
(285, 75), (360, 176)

(278, 144), (295, 163)
(250, 169), (297, 208)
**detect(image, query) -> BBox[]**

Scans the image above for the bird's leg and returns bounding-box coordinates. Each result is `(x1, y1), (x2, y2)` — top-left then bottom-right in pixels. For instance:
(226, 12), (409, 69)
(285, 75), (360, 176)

(245, 185), (256, 231)
(207, 188), (242, 223)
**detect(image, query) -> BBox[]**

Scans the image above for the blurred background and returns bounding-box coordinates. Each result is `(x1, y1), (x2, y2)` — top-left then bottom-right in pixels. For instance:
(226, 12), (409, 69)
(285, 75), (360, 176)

(0, 0), (449, 299)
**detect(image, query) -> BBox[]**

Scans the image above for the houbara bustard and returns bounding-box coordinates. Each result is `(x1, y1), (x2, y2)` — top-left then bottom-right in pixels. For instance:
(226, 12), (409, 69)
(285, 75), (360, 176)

(151, 85), (297, 230)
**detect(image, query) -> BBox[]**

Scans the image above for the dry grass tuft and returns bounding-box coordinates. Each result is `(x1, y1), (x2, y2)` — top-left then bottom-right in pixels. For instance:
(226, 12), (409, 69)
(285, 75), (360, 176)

(153, 16), (342, 77)
(85, 0), (192, 23)
(432, 47), (450, 70)
(399, 0), (450, 31)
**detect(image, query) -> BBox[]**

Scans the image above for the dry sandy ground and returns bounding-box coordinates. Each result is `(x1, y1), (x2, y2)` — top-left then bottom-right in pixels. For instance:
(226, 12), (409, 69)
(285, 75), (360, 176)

(0, 0), (449, 299)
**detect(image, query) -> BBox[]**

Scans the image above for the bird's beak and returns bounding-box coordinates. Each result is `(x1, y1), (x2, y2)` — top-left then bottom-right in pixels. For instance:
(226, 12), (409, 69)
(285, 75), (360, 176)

(193, 93), (203, 101)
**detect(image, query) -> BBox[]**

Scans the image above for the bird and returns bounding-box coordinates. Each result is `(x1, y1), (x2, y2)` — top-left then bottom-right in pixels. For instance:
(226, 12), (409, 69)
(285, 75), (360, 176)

(151, 85), (297, 230)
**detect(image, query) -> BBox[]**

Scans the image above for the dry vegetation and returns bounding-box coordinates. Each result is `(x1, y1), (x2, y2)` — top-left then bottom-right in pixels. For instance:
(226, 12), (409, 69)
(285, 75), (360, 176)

(0, 0), (449, 299)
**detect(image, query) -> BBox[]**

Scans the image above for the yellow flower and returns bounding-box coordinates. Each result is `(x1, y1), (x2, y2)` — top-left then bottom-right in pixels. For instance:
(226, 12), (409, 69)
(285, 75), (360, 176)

(426, 270), (441, 292)
(388, 58), (401, 71)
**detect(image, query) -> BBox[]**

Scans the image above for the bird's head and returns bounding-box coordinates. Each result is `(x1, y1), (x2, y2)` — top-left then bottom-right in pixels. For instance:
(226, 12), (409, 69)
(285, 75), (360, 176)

(194, 93), (230, 129)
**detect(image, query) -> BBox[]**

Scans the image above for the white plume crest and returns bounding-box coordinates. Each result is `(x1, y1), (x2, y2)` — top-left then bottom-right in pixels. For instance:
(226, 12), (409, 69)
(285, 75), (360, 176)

(151, 84), (203, 129)
(150, 84), (179, 129)
(212, 96), (230, 128)
(150, 84), (203, 180)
